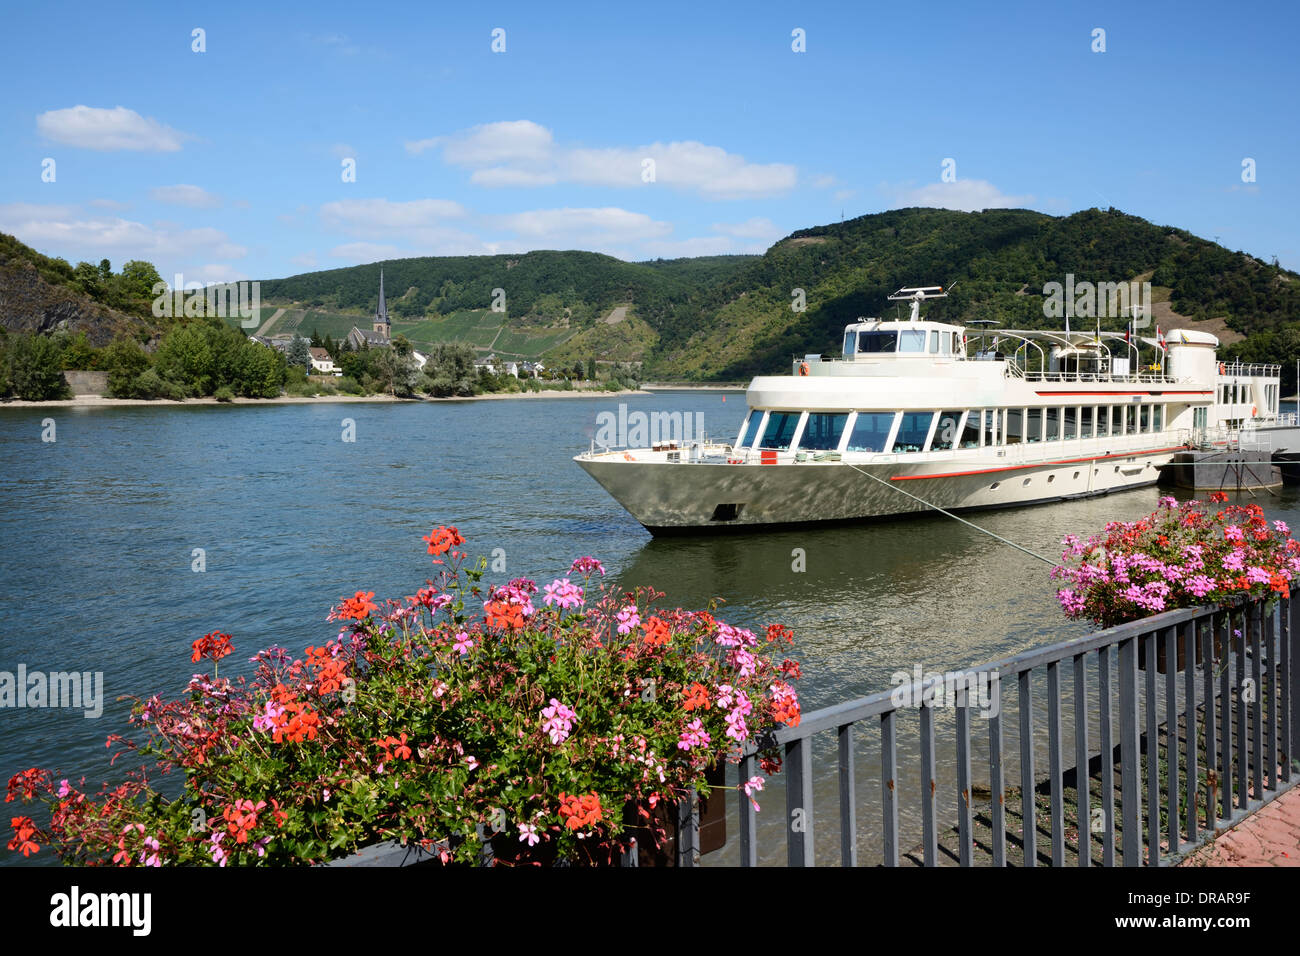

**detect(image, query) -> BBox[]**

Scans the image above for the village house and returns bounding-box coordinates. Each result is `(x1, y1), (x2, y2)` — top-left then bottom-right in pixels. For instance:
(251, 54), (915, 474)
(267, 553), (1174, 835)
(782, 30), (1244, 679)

(309, 347), (339, 375)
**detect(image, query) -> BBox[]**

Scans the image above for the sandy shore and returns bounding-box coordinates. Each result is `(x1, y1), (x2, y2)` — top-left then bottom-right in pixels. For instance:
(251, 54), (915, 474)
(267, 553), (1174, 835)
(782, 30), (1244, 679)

(0, 389), (651, 409)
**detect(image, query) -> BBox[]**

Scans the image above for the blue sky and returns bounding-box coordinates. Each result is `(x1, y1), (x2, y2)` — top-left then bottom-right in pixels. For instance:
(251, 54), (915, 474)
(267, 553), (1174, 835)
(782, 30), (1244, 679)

(1, 0), (1296, 287)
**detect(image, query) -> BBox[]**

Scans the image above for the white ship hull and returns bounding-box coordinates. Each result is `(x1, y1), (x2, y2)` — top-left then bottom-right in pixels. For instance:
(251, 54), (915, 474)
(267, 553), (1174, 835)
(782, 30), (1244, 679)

(574, 288), (1281, 535)
(576, 438), (1184, 534)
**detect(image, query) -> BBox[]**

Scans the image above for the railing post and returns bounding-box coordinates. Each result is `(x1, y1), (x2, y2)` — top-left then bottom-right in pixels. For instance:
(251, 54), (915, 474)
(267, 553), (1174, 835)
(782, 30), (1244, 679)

(881, 710), (899, 867)
(1018, 669), (1036, 866)
(1120, 635), (1140, 866)
(837, 723), (857, 867)
(785, 738), (813, 866)
(677, 788), (699, 867)
(1286, 595), (1297, 782)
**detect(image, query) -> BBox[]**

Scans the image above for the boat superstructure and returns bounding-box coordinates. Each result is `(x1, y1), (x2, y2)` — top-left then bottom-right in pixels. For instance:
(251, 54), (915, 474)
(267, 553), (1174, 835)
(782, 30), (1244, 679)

(575, 286), (1281, 534)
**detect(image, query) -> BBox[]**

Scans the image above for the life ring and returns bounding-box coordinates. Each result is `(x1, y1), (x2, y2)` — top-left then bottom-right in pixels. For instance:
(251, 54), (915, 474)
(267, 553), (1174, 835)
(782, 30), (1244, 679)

(1252, 405), (1257, 417)
(798, 362), (809, 376)
(1218, 363), (1225, 374)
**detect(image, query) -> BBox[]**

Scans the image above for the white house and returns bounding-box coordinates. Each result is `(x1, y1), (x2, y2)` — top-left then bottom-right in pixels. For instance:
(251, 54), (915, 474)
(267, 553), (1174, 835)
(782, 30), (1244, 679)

(309, 347), (338, 375)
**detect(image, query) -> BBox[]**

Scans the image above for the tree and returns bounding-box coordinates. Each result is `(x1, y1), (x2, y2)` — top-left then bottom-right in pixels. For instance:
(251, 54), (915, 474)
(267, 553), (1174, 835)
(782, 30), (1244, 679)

(310, 328), (323, 348)
(286, 336), (313, 371)
(6, 334), (71, 400)
(586, 357), (597, 380)
(102, 336), (152, 397)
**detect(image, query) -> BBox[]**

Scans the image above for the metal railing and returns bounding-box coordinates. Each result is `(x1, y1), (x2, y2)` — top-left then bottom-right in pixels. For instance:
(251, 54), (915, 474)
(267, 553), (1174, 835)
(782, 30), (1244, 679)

(671, 593), (1298, 867)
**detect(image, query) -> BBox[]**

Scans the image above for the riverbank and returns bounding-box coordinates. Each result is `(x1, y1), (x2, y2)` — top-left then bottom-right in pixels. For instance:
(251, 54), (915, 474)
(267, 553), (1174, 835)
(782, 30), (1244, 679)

(0, 388), (650, 409)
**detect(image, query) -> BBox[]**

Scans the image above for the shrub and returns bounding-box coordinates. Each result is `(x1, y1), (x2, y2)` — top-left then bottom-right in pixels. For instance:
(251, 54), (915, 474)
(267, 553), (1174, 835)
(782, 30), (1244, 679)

(336, 376), (363, 395)
(213, 386), (235, 403)
(6, 530), (801, 866)
(1052, 495), (1299, 628)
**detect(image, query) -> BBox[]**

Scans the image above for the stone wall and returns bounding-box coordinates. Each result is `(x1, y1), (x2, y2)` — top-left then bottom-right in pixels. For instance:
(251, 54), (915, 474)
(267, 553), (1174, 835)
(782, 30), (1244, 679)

(63, 371), (109, 396)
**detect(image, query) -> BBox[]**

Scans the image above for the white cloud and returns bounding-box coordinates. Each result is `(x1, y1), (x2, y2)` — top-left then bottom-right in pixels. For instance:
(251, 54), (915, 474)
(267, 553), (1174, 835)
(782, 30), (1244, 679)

(189, 264), (249, 284)
(420, 120), (797, 199)
(150, 184), (221, 208)
(36, 105), (189, 152)
(329, 242), (407, 263)
(711, 217), (781, 240)
(320, 198), (467, 238)
(435, 120), (555, 165)
(0, 202), (246, 280)
(89, 198), (130, 211)
(886, 179), (1034, 212)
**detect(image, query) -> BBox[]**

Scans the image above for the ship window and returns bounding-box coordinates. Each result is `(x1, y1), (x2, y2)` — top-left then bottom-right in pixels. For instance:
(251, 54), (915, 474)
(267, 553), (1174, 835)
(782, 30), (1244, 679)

(1026, 408), (1043, 443)
(1079, 407), (1092, 439)
(799, 412), (849, 451)
(843, 331), (856, 356)
(930, 332), (940, 353)
(1063, 407), (1077, 440)
(1140, 405), (1150, 432)
(1004, 409), (1023, 444)
(735, 412), (753, 449)
(1098, 406), (1111, 437)
(894, 411), (935, 453)
(931, 410), (965, 451)
(1153, 405), (1163, 431)
(1044, 407), (1060, 441)
(758, 411), (801, 450)
(899, 330), (927, 353)
(1123, 405), (1136, 434)
(939, 332), (951, 355)
(960, 411), (982, 449)
(857, 332), (898, 353)
(844, 412), (897, 452)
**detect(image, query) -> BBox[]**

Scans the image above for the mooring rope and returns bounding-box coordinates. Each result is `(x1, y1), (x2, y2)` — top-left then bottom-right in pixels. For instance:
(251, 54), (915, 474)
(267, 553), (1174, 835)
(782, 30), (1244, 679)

(844, 461), (1058, 567)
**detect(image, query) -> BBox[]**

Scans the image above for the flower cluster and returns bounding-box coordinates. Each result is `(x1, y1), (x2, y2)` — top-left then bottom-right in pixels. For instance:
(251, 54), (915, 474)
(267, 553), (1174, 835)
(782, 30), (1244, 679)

(1052, 495), (1297, 628)
(6, 526), (800, 867)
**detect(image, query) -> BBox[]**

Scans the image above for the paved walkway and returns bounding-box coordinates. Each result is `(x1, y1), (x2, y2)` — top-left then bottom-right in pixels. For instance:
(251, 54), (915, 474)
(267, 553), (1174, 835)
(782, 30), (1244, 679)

(1179, 785), (1300, 867)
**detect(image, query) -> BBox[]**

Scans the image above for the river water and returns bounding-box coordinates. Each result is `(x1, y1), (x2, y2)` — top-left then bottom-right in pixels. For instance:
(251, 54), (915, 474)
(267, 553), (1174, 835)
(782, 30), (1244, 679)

(3, 392), (1298, 866)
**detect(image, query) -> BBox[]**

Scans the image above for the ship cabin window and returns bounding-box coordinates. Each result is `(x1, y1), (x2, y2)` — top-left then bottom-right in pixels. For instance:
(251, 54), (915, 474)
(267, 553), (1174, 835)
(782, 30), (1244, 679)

(1063, 407), (1077, 440)
(758, 411), (801, 450)
(844, 412), (897, 453)
(1079, 407), (1092, 439)
(1004, 409), (1023, 444)
(799, 412), (849, 451)
(857, 331), (899, 353)
(1123, 405), (1136, 434)
(1044, 407), (1060, 442)
(1098, 406), (1111, 437)
(843, 331), (856, 356)
(735, 412), (753, 448)
(1139, 405), (1150, 432)
(1154, 406), (1163, 431)
(961, 411), (982, 448)
(899, 330), (927, 353)
(894, 411), (934, 453)
(931, 410), (965, 451)
(983, 409), (999, 446)
(1026, 408), (1043, 443)
(930, 332), (940, 353)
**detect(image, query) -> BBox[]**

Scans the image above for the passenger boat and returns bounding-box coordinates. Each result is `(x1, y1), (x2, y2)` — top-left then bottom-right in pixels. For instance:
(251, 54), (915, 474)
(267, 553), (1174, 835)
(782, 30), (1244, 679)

(575, 286), (1281, 534)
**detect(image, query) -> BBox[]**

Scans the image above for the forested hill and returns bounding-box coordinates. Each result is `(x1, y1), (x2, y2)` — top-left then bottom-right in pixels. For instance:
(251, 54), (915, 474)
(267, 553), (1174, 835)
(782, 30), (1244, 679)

(4, 206), (1297, 384)
(255, 207), (1298, 382)
(655, 207), (1299, 380)
(259, 251), (755, 331)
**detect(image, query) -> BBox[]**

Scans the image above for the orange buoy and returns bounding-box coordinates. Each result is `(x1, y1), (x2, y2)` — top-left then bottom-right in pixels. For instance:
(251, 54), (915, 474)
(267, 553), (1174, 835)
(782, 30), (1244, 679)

(1252, 405), (1258, 417)
(798, 361), (809, 376)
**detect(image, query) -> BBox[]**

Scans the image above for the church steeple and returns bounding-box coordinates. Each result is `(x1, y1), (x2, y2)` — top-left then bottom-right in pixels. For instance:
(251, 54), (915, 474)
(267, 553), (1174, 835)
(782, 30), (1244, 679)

(373, 268), (390, 338)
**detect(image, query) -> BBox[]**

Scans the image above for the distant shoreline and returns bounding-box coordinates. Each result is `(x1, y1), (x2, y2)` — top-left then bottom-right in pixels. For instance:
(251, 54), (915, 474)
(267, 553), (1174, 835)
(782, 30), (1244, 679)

(0, 388), (651, 409)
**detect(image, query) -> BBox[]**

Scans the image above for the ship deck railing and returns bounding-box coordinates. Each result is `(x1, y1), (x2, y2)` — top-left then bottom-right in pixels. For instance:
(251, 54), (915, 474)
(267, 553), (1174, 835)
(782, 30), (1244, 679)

(659, 591), (1300, 867)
